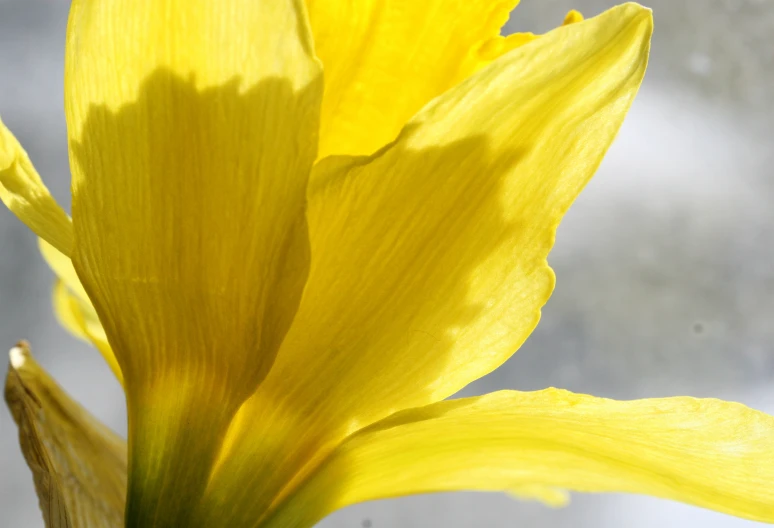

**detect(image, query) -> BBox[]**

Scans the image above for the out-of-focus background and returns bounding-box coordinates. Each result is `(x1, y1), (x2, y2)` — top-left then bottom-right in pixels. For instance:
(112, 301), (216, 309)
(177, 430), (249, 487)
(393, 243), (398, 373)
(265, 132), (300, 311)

(1, 1), (773, 526)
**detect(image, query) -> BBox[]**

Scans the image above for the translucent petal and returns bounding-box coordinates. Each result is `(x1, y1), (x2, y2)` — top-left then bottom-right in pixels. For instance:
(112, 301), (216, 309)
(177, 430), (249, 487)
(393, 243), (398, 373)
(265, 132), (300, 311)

(310, 1), (590, 159)
(200, 5), (653, 525)
(267, 389), (774, 527)
(64, 0), (322, 523)
(51, 279), (122, 385)
(473, 9), (585, 76)
(0, 117), (73, 256)
(39, 239), (88, 301)
(52, 279), (88, 341)
(308, 0), (521, 158)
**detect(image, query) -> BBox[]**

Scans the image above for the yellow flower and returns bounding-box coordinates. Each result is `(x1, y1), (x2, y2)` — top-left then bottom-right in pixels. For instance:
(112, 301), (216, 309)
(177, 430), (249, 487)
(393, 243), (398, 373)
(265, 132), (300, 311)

(2, 1), (773, 527)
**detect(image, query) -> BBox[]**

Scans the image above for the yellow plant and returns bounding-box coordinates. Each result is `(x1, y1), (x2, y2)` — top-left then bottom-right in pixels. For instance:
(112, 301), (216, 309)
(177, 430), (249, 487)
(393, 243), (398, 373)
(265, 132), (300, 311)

(2, 1), (773, 527)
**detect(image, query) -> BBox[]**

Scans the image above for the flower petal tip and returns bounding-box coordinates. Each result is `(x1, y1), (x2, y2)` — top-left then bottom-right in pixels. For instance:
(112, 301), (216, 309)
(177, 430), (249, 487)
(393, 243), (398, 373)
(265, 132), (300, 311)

(507, 485), (570, 507)
(9, 341), (31, 370)
(620, 2), (654, 26)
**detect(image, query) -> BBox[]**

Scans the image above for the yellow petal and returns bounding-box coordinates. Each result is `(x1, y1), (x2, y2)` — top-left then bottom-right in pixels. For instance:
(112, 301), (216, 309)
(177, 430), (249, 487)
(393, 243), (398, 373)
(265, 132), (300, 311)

(0, 117), (73, 256)
(265, 389), (774, 527)
(52, 279), (88, 340)
(64, 0), (322, 523)
(40, 239), (121, 383)
(201, 4), (652, 524)
(564, 9), (585, 25)
(52, 279), (123, 385)
(310, 0), (524, 158)
(474, 9), (585, 73)
(39, 239), (88, 302)
(4, 342), (127, 528)
(311, 2), (589, 159)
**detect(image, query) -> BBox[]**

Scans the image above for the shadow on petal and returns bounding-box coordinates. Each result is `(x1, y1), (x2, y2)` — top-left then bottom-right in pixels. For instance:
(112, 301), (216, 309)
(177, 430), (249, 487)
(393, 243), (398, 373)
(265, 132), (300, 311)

(69, 69), (320, 526)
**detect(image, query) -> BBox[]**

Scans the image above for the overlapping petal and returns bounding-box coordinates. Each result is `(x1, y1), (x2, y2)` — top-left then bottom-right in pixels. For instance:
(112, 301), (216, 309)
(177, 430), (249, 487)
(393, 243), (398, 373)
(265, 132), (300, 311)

(265, 389), (774, 527)
(64, 0), (322, 524)
(11, 4), (759, 528)
(309, 0), (588, 159)
(308, 0), (520, 158)
(52, 279), (121, 384)
(39, 240), (121, 382)
(470, 9), (585, 79)
(23, 1), (588, 376)
(5, 343), (127, 528)
(199, 5), (653, 525)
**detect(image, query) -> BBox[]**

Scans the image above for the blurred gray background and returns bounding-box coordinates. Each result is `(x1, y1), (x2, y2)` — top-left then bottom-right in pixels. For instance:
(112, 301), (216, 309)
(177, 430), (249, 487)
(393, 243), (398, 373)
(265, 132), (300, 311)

(1, 0), (773, 526)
